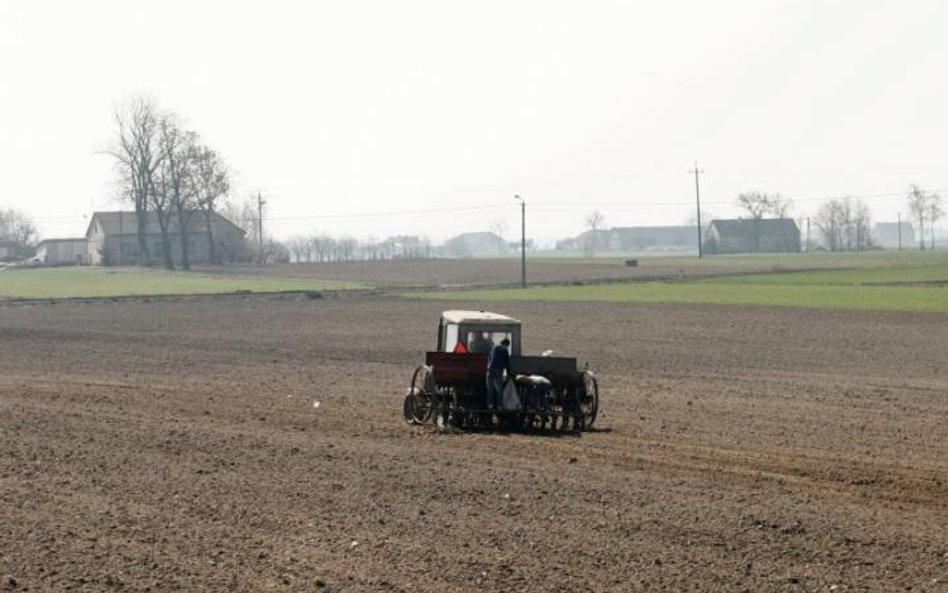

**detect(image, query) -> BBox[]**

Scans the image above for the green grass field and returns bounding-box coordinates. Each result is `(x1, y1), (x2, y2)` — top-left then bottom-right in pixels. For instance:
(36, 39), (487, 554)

(0, 267), (367, 299)
(4, 253), (948, 311)
(411, 258), (948, 313)
(531, 249), (948, 272)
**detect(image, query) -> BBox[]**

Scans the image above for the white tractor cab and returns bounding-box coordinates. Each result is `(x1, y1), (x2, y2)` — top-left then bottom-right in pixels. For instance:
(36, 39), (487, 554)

(437, 310), (522, 356)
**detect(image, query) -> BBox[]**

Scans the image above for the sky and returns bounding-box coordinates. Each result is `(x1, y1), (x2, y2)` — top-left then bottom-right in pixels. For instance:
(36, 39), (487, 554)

(2, 0), (947, 246)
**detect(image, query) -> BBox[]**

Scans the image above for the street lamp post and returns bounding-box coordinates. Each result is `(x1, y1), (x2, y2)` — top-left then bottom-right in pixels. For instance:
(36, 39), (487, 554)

(514, 195), (526, 288)
(689, 162), (704, 258)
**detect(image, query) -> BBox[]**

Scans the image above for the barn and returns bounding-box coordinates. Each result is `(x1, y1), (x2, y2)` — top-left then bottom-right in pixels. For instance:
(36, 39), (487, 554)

(85, 211), (243, 266)
(873, 222), (915, 249)
(705, 218), (801, 254)
(35, 238), (89, 265)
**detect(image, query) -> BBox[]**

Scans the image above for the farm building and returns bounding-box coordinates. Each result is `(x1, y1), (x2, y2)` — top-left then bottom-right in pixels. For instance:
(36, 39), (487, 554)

(442, 232), (505, 257)
(557, 229), (618, 253)
(873, 222), (914, 249)
(611, 226), (698, 251)
(35, 238), (89, 265)
(704, 218), (800, 254)
(85, 211), (244, 266)
(556, 226), (698, 253)
(0, 240), (18, 262)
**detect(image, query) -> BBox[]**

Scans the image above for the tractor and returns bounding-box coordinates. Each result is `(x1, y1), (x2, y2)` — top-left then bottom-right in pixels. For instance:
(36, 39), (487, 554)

(403, 310), (599, 431)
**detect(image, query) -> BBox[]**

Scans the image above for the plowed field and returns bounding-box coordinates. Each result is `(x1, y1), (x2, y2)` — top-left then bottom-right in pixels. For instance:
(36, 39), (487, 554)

(1, 294), (946, 592)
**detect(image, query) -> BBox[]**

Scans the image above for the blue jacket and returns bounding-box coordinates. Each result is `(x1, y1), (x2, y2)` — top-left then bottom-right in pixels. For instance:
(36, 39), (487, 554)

(487, 343), (511, 373)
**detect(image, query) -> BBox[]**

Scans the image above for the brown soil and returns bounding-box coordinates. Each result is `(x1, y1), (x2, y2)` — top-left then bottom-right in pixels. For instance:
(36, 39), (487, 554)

(1, 294), (946, 592)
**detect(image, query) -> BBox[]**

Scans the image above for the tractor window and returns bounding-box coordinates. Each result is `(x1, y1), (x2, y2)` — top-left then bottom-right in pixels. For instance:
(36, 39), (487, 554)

(466, 330), (512, 354)
(466, 331), (494, 354)
(488, 331), (513, 349)
(443, 323), (459, 352)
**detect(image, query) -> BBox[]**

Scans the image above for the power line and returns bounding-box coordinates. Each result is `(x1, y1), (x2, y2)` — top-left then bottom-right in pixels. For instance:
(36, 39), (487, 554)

(262, 203), (511, 223)
(25, 186), (948, 226)
(473, 188), (948, 210)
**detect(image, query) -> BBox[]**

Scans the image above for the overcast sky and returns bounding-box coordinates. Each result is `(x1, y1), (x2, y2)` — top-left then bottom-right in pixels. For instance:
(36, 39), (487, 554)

(2, 1), (946, 245)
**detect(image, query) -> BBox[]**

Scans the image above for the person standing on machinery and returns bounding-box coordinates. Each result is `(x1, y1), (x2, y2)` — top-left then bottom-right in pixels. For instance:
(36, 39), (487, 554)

(485, 337), (511, 410)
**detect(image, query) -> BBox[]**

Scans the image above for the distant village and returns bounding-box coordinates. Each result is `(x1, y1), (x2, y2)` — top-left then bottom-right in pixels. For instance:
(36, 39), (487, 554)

(0, 208), (924, 269)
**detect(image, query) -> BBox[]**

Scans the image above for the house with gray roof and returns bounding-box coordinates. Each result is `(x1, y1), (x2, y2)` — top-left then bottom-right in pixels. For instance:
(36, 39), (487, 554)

(441, 231), (505, 257)
(85, 211), (243, 266)
(556, 225), (699, 253)
(611, 226), (698, 251)
(0, 240), (19, 262)
(705, 218), (800, 254)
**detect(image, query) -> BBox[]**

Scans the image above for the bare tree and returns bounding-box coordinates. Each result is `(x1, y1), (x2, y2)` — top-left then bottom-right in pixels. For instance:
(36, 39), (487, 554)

(736, 191), (792, 219)
(110, 98), (163, 265)
(814, 197), (873, 252)
(150, 113), (196, 270)
(362, 236), (380, 261)
(337, 236), (358, 262)
(814, 200), (845, 252)
(769, 194), (794, 218)
(853, 200), (872, 251)
(419, 235), (432, 259)
(906, 184), (941, 250)
(311, 233), (333, 262)
(488, 219), (507, 253)
(168, 126), (204, 270)
(221, 198), (255, 238)
(378, 237), (394, 260)
(193, 145), (230, 264)
(0, 208), (38, 259)
(287, 235), (313, 262)
(930, 199), (944, 250)
(736, 191), (772, 220)
(261, 239), (290, 263)
(584, 210), (606, 258)
(218, 197), (256, 262)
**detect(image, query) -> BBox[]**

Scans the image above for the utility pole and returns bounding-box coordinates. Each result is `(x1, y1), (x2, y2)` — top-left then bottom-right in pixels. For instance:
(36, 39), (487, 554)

(514, 195), (526, 288)
(932, 205), (937, 250)
(688, 162), (704, 258)
(898, 212), (902, 251)
(119, 210), (124, 266)
(806, 217), (810, 252)
(257, 191), (266, 264)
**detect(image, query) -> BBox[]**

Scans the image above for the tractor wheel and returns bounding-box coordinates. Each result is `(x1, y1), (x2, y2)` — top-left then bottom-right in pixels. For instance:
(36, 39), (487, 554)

(580, 371), (599, 430)
(402, 392), (424, 424)
(406, 365), (434, 424)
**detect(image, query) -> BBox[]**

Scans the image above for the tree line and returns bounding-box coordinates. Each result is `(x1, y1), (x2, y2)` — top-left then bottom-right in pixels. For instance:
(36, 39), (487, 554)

(733, 187), (943, 252)
(266, 185), (948, 260)
(282, 233), (433, 263)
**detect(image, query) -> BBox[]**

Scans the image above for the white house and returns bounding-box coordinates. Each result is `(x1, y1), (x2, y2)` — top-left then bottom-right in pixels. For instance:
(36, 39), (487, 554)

(35, 238), (89, 265)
